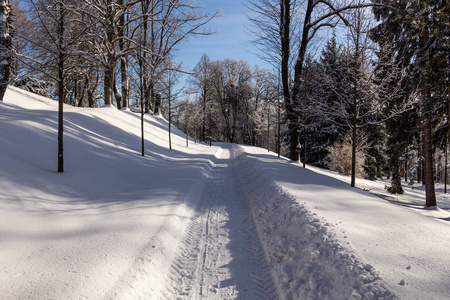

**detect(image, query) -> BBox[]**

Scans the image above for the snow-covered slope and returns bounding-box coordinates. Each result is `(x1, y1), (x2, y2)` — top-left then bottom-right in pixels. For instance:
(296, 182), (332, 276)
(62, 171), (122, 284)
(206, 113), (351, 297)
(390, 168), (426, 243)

(0, 86), (221, 299)
(235, 145), (450, 300)
(1, 86), (449, 300)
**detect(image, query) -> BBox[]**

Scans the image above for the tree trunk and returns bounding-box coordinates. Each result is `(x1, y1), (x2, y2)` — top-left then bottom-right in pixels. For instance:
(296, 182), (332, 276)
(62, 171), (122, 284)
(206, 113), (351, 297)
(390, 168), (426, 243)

(302, 126), (306, 167)
(0, 0), (11, 101)
(57, 1), (65, 173)
(121, 56), (129, 108)
(423, 116), (436, 206)
(103, 0), (116, 107)
(446, 98), (450, 193)
(141, 0), (150, 113)
(186, 107), (189, 148)
(267, 107), (270, 152)
(417, 132), (422, 184)
(445, 135), (448, 193)
(140, 81), (144, 156)
(280, 0), (299, 161)
(421, 29), (437, 207)
(168, 82), (172, 150)
(351, 100), (357, 187)
(405, 160), (408, 182)
(277, 83), (281, 158)
(104, 57), (115, 106)
(289, 0), (314, 161)
(202, 91), (206, 142)
(118, 0), (129, 109)
(113, 76), (122, 110)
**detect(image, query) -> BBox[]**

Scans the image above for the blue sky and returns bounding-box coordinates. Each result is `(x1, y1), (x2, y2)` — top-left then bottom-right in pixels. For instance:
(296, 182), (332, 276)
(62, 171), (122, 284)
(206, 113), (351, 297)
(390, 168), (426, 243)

(174, 0), (269, 71)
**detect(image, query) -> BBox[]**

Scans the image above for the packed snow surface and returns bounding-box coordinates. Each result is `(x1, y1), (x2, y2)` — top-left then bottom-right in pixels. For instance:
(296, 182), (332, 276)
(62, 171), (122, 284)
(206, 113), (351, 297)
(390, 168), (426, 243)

(1, 86), (449, 299)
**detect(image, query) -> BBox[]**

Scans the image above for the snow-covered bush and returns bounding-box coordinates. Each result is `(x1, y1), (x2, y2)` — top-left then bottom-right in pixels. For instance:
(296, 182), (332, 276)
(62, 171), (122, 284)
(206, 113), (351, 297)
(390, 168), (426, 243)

(326, 133), (367, 177)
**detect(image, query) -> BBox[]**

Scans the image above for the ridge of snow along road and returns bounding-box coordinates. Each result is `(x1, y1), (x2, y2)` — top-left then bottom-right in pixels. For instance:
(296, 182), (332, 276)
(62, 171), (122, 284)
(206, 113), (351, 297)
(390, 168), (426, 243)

(233, 145), (395, 300)
(235, 144), (450, 300)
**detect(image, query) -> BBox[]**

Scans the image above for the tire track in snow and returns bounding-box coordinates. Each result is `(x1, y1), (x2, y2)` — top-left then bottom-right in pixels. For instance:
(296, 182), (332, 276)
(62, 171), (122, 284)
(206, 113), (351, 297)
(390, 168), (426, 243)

(162, 146), (278, 300)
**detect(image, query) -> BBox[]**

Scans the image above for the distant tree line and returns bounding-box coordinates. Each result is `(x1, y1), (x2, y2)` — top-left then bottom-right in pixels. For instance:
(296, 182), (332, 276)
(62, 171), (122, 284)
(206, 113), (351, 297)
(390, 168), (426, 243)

(171, 54), (285, 155)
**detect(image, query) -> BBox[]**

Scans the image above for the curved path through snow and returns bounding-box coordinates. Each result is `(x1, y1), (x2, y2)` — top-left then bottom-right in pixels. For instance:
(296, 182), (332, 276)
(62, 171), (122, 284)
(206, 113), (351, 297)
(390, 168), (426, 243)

(162, 146), (278, 299)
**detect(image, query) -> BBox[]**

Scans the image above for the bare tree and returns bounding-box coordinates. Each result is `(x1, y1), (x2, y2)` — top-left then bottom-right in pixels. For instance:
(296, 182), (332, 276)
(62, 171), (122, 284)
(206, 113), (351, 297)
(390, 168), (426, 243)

(209, 58), (253, 143)
(20, 0), (94, 172)
(160, 58), (183, 150)
(190, 53), (212, 142)
(139, 0), (218, 113)
(84, 0), (141, 107)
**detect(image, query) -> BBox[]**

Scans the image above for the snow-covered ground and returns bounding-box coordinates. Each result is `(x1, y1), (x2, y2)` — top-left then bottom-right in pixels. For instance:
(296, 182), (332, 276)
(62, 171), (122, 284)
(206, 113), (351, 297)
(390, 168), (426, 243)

(1, 86), (449, 299)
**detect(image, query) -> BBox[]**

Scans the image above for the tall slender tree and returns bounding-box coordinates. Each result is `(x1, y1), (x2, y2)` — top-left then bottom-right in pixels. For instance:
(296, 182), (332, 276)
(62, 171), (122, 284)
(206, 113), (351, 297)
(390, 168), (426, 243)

(22, 0), (90, 171)
(190, 53), (212, 142)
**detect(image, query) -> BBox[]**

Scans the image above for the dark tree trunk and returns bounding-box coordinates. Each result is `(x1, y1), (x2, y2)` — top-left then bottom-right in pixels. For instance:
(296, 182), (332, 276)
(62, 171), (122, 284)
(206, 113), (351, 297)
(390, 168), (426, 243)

(277, 84), (281, 158)
(423, 116), (436, 206)
(168, 89), (172, 150)
(113, 76), (122, 110)
(202, 91), (206, 142)
(446, 98), (450, 193)
(103, 0), (116, 107)
(154, 92), (161, 115)
(445, 135), (448, 193)
(405, 160), (408, 182)
(186, 107), (189, 148)
(421, 29), (437, 207)
(120, 56), (129, 109)
(141, 1), (150, 113)
(290, 0), (313, 162)
(137, 42), (145, 156)
(351, 95), (357, 187)
(302, 126), (306, 168)
(417, 133), (422, 184)
(0, 0), (12, 101)
(280, 0), (299, 161)
(104, 57), (115, 106)
(57, 1), (65, 173)
(118, 0), (129, 109)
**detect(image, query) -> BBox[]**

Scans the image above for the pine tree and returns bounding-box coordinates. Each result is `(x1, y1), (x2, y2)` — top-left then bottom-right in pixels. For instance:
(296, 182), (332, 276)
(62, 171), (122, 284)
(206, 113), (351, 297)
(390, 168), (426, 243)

(299, 41), (348, 168)
(408, 0), (449, 206)
(370, 0), (415, 194)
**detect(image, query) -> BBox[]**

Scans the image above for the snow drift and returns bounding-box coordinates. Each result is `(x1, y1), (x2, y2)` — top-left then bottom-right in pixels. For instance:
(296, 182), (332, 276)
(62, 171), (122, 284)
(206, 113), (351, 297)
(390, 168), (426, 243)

(234, 146), (394, 300)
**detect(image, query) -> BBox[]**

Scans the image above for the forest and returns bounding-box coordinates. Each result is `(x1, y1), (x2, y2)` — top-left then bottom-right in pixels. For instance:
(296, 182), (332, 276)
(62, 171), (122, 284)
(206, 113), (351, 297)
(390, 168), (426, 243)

(0, 0), (448, 207)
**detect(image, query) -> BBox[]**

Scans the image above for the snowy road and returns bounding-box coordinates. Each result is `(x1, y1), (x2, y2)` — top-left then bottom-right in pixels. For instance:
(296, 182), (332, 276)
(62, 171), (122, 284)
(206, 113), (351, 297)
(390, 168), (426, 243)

(162, 146), (278, 299)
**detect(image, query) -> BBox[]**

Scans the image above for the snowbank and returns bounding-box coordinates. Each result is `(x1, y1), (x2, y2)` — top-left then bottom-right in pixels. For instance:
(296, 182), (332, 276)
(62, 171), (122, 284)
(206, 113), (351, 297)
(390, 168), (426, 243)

(234, 146), (394, 300)
(235, 145), (450, 300)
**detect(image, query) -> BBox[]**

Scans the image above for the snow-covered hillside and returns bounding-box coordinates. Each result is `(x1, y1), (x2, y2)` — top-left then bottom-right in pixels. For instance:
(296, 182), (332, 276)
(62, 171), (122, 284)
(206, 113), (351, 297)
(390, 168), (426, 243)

(1, 86), (449, 299)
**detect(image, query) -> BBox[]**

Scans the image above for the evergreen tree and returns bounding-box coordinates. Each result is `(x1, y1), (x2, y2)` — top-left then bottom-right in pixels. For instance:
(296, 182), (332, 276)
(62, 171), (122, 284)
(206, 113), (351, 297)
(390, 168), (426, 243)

(299, 42), (348, 168)
(408, 0), (449, 206)
(370, 0), (416, 194)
